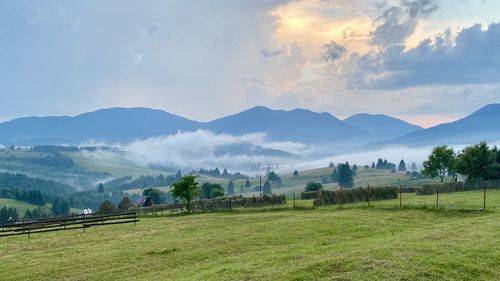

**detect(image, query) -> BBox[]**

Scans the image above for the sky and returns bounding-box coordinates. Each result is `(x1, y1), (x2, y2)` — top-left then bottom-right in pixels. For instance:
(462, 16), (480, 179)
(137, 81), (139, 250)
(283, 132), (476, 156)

(1, 0), (500, 128)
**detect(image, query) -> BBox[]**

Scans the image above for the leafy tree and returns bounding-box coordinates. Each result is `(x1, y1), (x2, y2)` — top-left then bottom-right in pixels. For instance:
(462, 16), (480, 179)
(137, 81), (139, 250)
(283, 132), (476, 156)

(227, 181), (235, 196)
(455, 142), (495, 183)
(398, 159), (407, 172)
(262, 180), (272, 195)
(97, 183), (105, 193)
(171, 175), (199, 213)
(364, 165), (370, 169)
(99, 200), (116, 214)
(305, 182), (322, 192)
(338, 163), (353, 188)
(201, 183), (224, 199)
(293, 170), (299, 176)
(329, 162), (335, 168)
(422, 145), (456, 182)
(142, 188), (165, 205)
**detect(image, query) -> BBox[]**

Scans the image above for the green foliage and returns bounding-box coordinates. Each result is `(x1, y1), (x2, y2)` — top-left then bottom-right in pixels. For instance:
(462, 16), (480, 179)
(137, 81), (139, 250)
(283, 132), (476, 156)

(99, 200), (116, 214)
(201, 183), (224, 199)
(143, 188), (165, 205)
(416, 182), (466, 195)
(52, 197), (70, 215)
(245, 179), (251, 187)
(97, 183), (105, 193)
(0, 172), (74, 195)
(422, 145), (455, 182)
(398, 159), (406, 171)
(305, 182), (322, 192)
(293, 170), (299, 176)
(338, 163), (354, 188)
(375, 158), (396, 170)
(455, 142), (498, 183)
(227, 181), (234, 196)
(262, 180), (272, 195)
(0, 206), (19, 222)
(171, 175), (199, 213)
(0, 188), (45, 205)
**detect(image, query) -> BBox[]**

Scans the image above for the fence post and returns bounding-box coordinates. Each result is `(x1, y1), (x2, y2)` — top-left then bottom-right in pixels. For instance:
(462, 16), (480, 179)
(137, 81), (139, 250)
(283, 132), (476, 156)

(253, 195), (256, 210)
(483, 183), (487, 212)
(229, 198), (232, 211)
(399, 186), (402, 209)
(293, 192), (296, 209)
(436, 186), (439, 211)
(367, 185), (370, 207)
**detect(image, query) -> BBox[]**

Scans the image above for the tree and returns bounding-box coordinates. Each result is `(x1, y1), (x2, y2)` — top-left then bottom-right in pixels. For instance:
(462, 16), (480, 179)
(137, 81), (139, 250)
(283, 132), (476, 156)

(99, 200), (116, 214)
(293, 170), (299, 176)
(329, 162), (335, 168)
(331, 168), (338, 183)
(227, 181), (234, 196)
(338, 163), (353, 188)
(118, 196), (135, 210)
(371, 162), (375, 169)
(52, 198), (70, 215)
(262, 180), (272, 195)
(201, 183), (224, 199)
(305, 182), (322, 192)
(171, 175), (199, 213)
(422, 145), (455, 183)
(398, 159), (407, 172)
(245, 179), (251, 188)
(142, 188), (165, 205)
(410, 162), (418, 172)
(97, 183), (105, 193)
(376, 158), (384, 169)
(455, 142), (494, 183)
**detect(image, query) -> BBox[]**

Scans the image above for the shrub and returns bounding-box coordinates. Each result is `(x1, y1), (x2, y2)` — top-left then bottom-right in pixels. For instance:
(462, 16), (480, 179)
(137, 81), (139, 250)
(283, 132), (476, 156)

(305, 182), (322, 192)
(317, 186), (398, 206)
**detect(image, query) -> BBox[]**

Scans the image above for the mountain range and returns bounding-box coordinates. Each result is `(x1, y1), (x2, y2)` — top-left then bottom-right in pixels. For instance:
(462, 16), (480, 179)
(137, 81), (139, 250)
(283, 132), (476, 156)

(0, 104), (499, 149)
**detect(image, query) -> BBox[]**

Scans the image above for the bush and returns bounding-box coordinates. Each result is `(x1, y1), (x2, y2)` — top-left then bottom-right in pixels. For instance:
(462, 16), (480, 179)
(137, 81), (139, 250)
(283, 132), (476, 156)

(416, 182), (465, 195)
(305, 182), (322, 192)
(301, 191), (319, 200)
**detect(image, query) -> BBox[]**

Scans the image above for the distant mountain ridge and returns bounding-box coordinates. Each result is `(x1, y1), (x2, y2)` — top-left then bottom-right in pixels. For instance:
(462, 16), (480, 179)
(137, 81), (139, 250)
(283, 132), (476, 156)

(2, 104), (497, 148)
(344, 113), (423, 141)
(369, 104), (500, 147)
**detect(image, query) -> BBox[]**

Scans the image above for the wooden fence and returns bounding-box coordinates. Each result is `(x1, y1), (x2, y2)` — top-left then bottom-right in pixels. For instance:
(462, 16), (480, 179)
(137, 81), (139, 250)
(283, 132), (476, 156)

(0, 211), (138, 238)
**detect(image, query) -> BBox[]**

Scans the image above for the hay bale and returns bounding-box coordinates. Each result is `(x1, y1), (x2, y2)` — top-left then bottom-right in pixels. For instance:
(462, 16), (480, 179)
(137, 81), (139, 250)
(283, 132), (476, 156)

(118, 196), (135, 210)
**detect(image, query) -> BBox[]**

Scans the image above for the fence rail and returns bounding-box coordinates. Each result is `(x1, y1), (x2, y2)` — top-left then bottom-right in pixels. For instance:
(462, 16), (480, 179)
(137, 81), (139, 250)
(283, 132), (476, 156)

(0, 211), (138, 238)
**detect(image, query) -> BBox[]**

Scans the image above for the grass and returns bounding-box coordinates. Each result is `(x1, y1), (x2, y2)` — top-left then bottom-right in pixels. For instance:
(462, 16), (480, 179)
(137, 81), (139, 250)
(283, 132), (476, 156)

(0, 198), (41, 215)
(2, 190), (500, 280)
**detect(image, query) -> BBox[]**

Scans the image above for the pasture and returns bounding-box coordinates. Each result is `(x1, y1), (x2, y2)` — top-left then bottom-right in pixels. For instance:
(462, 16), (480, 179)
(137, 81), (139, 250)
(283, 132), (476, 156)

(1, 190), (500, 280)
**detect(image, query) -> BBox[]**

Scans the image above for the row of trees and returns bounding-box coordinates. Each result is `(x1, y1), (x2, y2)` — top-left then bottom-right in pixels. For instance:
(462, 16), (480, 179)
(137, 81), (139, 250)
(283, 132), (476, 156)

(423, 142), (500, 183)
(0, 189), (45, 206)
(196, 168), (248, 180)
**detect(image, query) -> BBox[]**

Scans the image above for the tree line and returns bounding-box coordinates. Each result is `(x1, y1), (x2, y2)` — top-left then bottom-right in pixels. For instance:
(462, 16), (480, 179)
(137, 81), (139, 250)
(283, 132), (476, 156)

(422, 142), (500, 183)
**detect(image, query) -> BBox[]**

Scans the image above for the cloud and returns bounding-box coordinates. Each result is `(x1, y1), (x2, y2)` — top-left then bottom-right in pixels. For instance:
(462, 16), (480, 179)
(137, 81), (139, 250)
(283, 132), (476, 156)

(350, 22), (500, 89)
(322, 41), (347, 62)
(119, 130), (310, 172)
(369, 0), (440, 47)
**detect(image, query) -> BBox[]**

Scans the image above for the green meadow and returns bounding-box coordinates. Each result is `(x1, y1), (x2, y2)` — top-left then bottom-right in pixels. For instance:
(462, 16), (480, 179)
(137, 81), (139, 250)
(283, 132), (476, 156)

(1, 190), (500, 281)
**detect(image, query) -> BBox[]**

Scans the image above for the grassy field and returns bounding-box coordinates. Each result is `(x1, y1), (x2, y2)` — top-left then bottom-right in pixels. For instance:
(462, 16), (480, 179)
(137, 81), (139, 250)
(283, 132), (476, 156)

(2, 190), (500, 280)
(0, 198), (41, 215)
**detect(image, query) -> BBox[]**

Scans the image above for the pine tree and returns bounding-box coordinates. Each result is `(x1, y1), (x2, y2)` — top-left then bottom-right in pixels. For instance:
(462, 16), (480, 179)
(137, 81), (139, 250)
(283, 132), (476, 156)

(245, 179), (251, 187)
(371, 162), (376, 169)
(411, 162), (418, 171)
(98, 183), (105, 193)
(227, 181), (234, 196)
(262, 180), (272, 195)
(338, 163), (354, 188)
(398, 159), (407, 171)
(293, 170), (299, 176)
